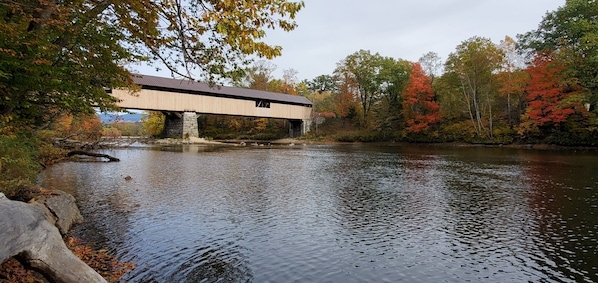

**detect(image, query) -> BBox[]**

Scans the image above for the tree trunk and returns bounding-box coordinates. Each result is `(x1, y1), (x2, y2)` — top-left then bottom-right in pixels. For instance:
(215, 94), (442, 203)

(66, 151), (120, 162)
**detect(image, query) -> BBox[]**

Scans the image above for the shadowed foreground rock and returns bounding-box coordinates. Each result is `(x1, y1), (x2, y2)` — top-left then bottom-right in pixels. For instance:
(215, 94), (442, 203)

(31, 190), (84, 235)
(0, 193), (107, 283)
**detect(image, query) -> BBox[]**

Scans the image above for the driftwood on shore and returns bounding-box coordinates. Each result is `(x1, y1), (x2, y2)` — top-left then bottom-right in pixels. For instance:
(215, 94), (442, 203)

(0, 193), (107, 283)
(66, 150), (120, 162)
(53, 137), (143, 150)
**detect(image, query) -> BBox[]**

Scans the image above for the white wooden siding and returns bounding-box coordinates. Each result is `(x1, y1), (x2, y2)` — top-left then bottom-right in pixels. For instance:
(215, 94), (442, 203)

(112, 88), (312, 120)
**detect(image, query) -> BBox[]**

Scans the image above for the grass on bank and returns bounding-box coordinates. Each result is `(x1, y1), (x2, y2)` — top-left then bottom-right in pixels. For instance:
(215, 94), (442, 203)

(0, 134), (43, 199)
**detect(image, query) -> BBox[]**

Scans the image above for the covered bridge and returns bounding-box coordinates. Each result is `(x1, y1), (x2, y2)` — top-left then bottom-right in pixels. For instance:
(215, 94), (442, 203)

(111, 75), (313, 138)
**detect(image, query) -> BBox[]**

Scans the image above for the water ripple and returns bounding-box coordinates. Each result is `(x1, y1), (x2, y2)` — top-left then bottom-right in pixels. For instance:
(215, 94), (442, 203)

(36, 145), (598, 282)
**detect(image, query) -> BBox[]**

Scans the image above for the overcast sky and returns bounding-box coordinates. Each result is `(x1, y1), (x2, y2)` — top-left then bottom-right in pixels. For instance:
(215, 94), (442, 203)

(138, 0), (565, 83)
(261, 0), (565, 81)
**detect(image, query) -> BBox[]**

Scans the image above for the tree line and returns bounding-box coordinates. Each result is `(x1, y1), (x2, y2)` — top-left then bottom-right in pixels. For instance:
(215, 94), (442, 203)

(248, 0), (596, 145)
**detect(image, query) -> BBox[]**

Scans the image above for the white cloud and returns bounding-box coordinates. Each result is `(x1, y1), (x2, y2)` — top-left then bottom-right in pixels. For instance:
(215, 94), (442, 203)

(265, 0), (564, 81)
(136, 0), (565, 83)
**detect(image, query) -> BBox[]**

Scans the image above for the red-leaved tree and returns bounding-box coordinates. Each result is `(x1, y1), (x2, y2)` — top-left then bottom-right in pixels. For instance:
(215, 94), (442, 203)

(523, 53), (575, 128)
(401, 63), (440, 133)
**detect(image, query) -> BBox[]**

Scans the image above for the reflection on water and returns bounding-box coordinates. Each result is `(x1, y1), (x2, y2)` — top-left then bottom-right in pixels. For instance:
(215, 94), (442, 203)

(38, 145), (598, 282)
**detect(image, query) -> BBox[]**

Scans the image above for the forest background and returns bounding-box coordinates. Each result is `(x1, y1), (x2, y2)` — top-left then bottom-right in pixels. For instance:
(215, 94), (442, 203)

(152, 0), (598, 147)
(1, 0), (598, 199)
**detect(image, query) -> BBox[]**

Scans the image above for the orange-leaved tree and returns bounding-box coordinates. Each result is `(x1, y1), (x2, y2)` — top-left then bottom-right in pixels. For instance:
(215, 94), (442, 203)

(401, 63), (440, 133)
(334, 69), (360, 126)
(521, 53), (576, 132)
(54, 114), (103, 141)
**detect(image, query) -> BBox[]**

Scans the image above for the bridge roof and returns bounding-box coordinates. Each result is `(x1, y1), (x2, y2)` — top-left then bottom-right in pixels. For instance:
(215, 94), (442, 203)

(133, 75), (312, 106)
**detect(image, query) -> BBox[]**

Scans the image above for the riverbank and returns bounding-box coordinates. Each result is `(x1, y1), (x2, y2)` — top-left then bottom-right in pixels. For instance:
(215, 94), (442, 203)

(358, 141), (598, 151)
(0, 235), (134, 283)
(144, 136), (598, 152)
(0, 188), (135, 282)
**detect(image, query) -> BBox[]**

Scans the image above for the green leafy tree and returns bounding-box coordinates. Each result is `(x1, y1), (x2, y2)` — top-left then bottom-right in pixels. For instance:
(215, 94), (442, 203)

(304, 90), (336, 114)
(374, 57), (411, 128)
(0, 135), (41, 197)
(334, 50), (385, 123)
(518, 0), (598, 133)
(0, 0), (304, 129)
(295, 80), (310, 96)
(307, 75), (337, 93)
(518, 0), (598, 99)
(445, 36), (505, 138)
(435, 71), (468, 123)
(142, 111), (165, 137)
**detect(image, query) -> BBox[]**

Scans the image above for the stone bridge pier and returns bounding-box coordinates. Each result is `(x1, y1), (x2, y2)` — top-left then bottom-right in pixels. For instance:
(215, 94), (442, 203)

(163, 110), (199, 138)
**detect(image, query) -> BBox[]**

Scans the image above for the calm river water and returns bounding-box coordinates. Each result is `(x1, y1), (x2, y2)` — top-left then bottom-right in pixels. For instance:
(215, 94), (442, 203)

(38, 144), (598, 282)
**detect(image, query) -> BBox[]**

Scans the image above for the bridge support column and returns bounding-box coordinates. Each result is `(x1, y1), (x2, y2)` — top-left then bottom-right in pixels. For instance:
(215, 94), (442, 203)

(288, 119), (311, 138)
(163, 112), (182, 138)
(182, 111), (199, 138)
(163, 111), (199, 138)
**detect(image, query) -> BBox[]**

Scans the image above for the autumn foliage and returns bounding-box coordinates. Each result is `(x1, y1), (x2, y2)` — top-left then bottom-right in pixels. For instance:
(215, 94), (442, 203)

(0, 236), (135, 283)
(402, 63), (440, 133)
(523, 54), (575, 127)
(65, 237), (136, 282)
(54, 114), (104, 141)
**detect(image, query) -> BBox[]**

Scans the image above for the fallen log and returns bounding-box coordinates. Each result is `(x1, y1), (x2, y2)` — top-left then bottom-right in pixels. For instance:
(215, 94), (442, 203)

(0, 194), (107, 283)
(66, 150), (120, 162)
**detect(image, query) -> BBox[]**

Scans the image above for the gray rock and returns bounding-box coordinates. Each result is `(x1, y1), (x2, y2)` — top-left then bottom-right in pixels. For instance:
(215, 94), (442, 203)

(33, 190), (83, 235)
(0, 196), (106, 283)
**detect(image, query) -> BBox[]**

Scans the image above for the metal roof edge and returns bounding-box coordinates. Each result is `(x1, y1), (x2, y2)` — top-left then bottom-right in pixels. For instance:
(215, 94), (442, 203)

(131, 74), (313, 106)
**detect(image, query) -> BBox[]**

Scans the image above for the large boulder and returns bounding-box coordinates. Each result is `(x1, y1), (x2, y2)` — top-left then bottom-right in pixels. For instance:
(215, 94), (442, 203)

(31, 190), (83, 235)
(0, 193), (106, 283)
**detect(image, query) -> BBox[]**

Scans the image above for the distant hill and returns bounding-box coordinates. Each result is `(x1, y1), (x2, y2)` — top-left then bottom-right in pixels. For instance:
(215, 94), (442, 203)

(99, 113), (143, 123)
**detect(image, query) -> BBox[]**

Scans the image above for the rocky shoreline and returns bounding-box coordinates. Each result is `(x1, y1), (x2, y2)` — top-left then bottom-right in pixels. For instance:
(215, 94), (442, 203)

(0, 136), (307, 282)
(0, 190), (115, 282)
(3, 137), (595, 282)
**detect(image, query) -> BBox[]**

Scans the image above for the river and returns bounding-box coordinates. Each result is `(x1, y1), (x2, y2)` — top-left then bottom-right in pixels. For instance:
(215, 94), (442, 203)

(37, 144), (598, 282)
